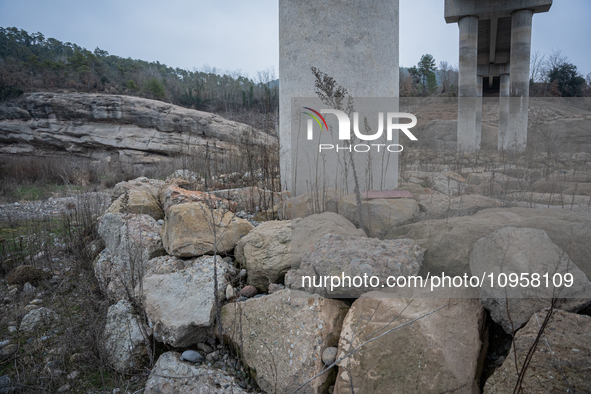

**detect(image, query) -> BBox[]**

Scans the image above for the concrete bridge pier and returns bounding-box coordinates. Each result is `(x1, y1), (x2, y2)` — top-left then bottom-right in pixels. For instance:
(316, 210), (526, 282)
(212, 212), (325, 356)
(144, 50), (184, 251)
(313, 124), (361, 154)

(498, 73), (510, 150)
(507, 9), (533, 150)
(445, 0), (552, 152)
(279, 0), (400, 194)
(457, 16), (479, 151)
(476, 75), (483, 149)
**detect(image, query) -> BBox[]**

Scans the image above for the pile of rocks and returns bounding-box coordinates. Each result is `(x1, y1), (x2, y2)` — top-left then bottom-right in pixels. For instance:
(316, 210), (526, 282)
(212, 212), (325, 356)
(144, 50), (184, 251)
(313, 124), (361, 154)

(92, 176), (591, 393)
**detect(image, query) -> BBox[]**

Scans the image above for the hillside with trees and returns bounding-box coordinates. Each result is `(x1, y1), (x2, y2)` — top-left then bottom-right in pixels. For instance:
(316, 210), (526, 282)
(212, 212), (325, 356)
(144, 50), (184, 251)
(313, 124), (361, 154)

(0, 27), (279, 130)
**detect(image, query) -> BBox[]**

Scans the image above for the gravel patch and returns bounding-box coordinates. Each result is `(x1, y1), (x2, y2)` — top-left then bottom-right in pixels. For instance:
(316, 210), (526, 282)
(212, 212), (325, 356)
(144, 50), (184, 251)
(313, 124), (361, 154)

(0, 192), (112, 222)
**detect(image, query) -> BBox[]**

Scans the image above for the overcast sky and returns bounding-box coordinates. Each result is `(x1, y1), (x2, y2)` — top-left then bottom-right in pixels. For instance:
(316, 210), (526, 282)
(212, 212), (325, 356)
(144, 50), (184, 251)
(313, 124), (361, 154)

(0, 0), (589, 79)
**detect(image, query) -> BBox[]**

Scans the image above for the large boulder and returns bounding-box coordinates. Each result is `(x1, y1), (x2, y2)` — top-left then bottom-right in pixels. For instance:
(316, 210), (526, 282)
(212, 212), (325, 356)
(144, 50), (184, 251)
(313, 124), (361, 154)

(95, 213), (165, 301)
(20, 307), (59, 332)
(271, 188), (342, 220)
(335, 294), (484, 393)
(162, 185), (237, 213)
(235, 212), (366, 292)
(289, 234), (424, 298)
(416, 194), (503, 218)
(484, 310), (591, 393)
(386, 207), (591, 278)
(234, 220), (291, 292)
(104, 300), (147, 373)
(532, 169), (591, 194)
(162, 202), (253, 257)
(112, 177), (167, 201)
(142, 255), (232, 347)
(144, 352), (247, 394)
(106, 189), (164, 220)
(221, 289), (349, 394)
(470, 227), (591, 334)
(338, 194), (420, 238)
(405, 171), (467, 195)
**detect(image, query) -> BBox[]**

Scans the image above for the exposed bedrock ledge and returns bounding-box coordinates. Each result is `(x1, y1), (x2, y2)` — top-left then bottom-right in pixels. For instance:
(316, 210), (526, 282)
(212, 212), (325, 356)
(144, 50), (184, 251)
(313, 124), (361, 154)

(0, 92), (276, 167)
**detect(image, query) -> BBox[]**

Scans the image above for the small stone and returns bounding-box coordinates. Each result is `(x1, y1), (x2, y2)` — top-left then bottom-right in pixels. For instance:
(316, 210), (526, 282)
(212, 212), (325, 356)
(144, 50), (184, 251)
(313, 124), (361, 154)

(23, 282), (35, 294)
(44, 361), (63, 376)
(239, 269), (247, 278)
(206, 350), (219, 362)
(7, 285), (18, 291)
(197, 343), (214, 353)
(57, 384), (70, 392)
(67, 371), (80, 380)
(238, 285), (257, 298)
(8, 288), (17, 297)
(0, 340), (10, 348)
(0, 344), (18, 357)
(322, 347), (338, 366)
(223, 256), (233, 263)
(2, 297), (12, 304)
(0, 375), (13, 391)
(238, 296), (247, 302)
(206, 337), (217, 347)
(225, 284), (235, 300)
(70, 353), (88, 362)
(24, 304), (39, 311)
(30, 299), (43, 305)
(180, 350), (204, 364)
(7, 326), (16, 333)
(253, 294), (265, 298)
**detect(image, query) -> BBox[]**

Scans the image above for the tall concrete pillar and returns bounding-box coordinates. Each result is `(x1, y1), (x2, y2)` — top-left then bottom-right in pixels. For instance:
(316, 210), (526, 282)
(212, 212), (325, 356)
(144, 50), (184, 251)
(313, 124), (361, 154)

(457, 16), (478, 151)
(498, 73), (510, 150)
(475, 75), (483, 149)
(507, 9), (533, 150)
(279, 0), (399, 194)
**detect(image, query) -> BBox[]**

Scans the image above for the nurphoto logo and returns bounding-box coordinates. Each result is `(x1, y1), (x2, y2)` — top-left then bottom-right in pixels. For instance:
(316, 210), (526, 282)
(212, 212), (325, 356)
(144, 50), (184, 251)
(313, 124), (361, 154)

(302, 107), (418, 152)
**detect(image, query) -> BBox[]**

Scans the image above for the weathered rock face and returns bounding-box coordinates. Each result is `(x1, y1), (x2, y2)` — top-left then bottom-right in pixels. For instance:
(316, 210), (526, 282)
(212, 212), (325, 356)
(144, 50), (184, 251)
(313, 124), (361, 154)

(0, 92), (276, 170)
(95, 213), (164, 301)
(221, 289), (349, 394)
(335, 295), (484, 394)
(235, 212), (365, 292)
(162, 202), (253, 257)
(470, 227), (591, 334)
(484, 310), (591, 393)
(144, 352), (247, 394)
(104, 300), (147, 373)
(289, 234), (424, 298)
(106, 189), (164, 220)
(142, 255), (232, 347)
(387, 208), (591, 278)
(338, 195), (420, 238)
